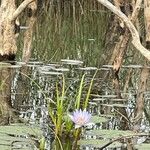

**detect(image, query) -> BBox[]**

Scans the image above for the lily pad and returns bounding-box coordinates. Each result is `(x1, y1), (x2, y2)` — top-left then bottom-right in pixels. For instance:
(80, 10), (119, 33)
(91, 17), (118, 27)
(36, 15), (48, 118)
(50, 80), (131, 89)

(0, 145), (11, 150)
(78, 139), (122, 148)
(0, 123), (42, 149)
(135, 144), (150, 150)
(101, 104), (128, 108)
(61, 59), (83, 65)
(0, 124), (42, 137)
(85, 129), (142, 139)
(77, 67), (97, 71)
(92, 98), (106, 102)
(39, 71), (63, 75)
(90, 116), (108, 124)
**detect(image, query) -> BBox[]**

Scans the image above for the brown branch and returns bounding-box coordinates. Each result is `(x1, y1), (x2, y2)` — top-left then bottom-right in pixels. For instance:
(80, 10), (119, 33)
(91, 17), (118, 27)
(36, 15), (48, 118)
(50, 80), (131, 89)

(144, 0), (150, 47)
(11, 0), (35, 21)
(131, 0), (142, 22)
(22, 1), (37, 63)
(97, 0), (150, 61)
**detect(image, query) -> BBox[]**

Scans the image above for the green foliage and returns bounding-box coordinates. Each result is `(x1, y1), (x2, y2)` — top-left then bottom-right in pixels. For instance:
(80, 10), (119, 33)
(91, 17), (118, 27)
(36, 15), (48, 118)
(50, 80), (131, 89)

(39, 137), (46, 150)
(84, 70), (98, 109)
(78, 139), (122, 148)
(0, 123), (43, 150)
(17, 1), (110, 66)
(79, 129), (150, 149)
(75, 74), (85, 109)
(90, 116), (108, 124)
(86, 129), (139, 138)
(48, 76), (66, 136)
(135, 144), (150, 150)
(63, 115), (73, 133)
(48, 73), (97, 137)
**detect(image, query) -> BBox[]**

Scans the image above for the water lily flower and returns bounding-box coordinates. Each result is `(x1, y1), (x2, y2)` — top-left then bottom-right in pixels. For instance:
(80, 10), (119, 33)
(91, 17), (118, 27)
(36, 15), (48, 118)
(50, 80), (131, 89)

(69, 109), (92, 128)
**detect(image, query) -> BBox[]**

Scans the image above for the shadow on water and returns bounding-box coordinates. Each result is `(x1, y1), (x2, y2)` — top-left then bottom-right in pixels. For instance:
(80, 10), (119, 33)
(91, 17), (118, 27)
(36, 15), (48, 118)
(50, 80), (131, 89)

(0, 60), (149, 149)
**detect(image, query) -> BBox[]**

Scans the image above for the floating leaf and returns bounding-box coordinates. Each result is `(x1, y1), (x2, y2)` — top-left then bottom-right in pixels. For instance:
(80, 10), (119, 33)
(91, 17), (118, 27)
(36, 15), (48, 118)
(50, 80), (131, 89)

(78, 139), (121, 148)
(77, 67), (97, 71)
(90, 116), (108, 124)
(61, 59), (83, 65)
(39, 71), (62, 75)
(92, 98), (106, 102)
(110, 98), (127, 102)
(0, 124), (42, 137)
(101, 104), (128, 108)
(99, 95), (117, 98)
(135, 144), (150, 150)
(124, 65), (142, 68)
(0, 124), (42, 150)
(85, 129), (140, 138)
(53, 68), (69, 72)
(0, 145), (11, 150)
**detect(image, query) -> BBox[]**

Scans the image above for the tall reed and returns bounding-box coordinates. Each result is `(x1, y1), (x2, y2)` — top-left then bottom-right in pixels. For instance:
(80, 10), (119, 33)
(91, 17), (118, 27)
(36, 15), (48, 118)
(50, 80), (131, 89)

(17, 0), (110, 66)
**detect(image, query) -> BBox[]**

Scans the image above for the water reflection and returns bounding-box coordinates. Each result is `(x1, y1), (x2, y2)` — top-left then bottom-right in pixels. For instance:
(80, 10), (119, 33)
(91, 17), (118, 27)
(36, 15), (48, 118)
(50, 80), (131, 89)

(4, 60), (149, 149)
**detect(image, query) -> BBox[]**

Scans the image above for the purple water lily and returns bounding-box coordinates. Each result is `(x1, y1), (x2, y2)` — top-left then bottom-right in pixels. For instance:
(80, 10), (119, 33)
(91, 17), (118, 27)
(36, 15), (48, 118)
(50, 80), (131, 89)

(69, 109), (92, 128)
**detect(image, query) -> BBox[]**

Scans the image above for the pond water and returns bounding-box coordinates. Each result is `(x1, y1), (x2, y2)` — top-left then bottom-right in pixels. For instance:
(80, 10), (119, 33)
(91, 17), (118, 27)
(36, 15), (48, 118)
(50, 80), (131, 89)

(0, 59), (149, 150)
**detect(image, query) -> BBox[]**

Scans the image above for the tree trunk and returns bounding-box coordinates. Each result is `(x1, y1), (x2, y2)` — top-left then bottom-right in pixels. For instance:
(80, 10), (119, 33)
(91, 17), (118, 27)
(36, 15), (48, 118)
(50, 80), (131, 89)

(0, 0), (17, 60)
(133, 67), (149, 131)
(0, 0), (35, 124)
(0, 0), (35, 61)
(0, 63), (15, 125)
(22, 1), (37, 63)
(144, 0), (150, 48)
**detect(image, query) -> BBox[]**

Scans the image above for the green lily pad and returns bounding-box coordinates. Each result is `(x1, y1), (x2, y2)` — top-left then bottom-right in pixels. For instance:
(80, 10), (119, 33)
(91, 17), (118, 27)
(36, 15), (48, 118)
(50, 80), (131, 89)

(90, 116), (108, 124)
(0, 123), (43, 149)
(135, 144), (150, 150)
(0, 145), (10, 150)
(101, 104), (127, 108)
(85, 129), (143, 139)
(78, 139), (122, 148)
(0, 123), (42, 137)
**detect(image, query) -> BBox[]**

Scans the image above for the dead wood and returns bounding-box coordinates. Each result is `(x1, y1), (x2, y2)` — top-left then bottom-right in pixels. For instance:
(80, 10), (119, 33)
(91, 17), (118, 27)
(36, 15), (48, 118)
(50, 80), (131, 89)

(104, 0), (142, 129)
(0, 0), (35, 124)
(97, 0), (150, 61)
(133, 67), (149, 131)
(11, 0), (35, 21)
(0, 0), (35, 57)
(22, 1), (37, 63)
(144, 0), (150, 48)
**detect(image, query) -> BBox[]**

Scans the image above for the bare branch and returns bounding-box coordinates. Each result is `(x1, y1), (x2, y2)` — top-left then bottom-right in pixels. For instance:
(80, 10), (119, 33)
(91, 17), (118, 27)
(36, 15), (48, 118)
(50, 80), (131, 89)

(11, 0), (35, 21)
(97, 0), (150, 61)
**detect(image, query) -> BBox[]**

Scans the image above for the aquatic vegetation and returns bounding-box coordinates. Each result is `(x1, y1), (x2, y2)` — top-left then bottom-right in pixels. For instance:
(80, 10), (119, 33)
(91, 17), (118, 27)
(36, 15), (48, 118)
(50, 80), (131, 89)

(69, 109), (92, 128)
(79, 129), (150, 149)
(0, 124), (43, 150)
(48, 72), (97, 138)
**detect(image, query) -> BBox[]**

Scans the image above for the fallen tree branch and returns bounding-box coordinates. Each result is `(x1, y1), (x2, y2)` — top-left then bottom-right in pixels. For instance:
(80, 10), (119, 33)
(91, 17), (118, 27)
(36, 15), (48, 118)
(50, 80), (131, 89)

(11, 0), (35, 21)
(97, 0), (150, 61)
